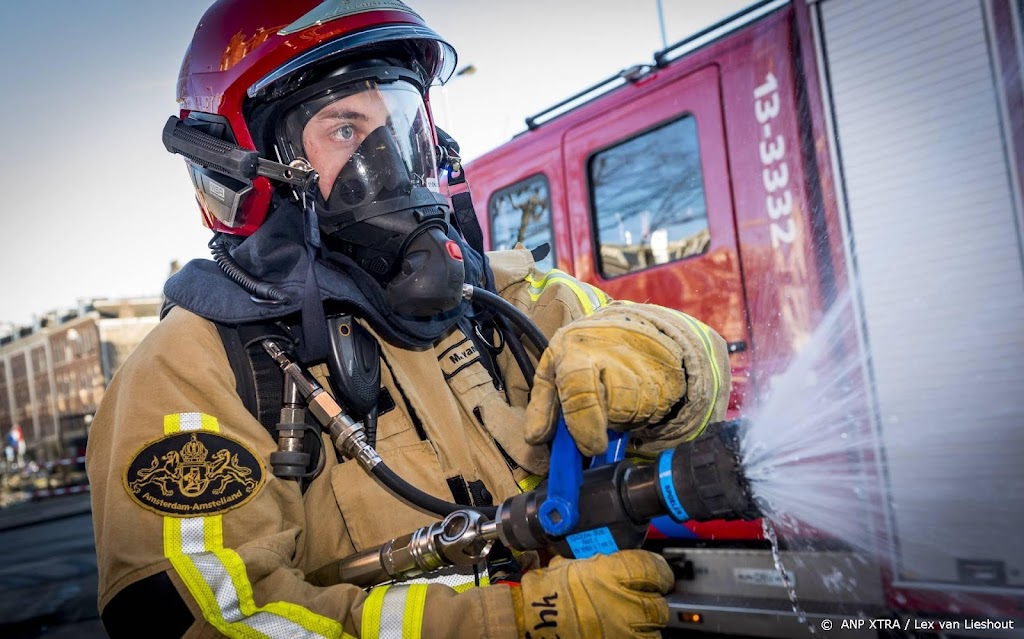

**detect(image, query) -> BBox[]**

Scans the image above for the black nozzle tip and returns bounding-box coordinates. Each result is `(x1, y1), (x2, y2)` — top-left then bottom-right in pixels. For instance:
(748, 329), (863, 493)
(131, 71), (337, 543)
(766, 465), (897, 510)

(666, 420), (761, 522)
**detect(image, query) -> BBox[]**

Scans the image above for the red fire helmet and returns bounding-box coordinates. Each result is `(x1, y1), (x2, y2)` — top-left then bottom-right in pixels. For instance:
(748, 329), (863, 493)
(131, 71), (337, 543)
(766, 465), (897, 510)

(174, 0), (456, 236)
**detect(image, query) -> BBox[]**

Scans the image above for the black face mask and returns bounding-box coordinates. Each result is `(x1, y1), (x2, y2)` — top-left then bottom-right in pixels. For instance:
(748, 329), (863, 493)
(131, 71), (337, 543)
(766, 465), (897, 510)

(314, 126), (466, 317)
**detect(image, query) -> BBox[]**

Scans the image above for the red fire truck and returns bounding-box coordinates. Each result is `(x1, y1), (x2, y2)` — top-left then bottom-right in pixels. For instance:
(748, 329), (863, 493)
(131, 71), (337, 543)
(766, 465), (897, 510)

(459, 0), (1024, 635)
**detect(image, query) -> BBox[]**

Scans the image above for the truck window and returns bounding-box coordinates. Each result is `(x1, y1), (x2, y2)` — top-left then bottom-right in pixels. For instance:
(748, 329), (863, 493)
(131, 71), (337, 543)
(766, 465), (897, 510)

(487, 174), (556, 272)
(589, 115), (709, 278)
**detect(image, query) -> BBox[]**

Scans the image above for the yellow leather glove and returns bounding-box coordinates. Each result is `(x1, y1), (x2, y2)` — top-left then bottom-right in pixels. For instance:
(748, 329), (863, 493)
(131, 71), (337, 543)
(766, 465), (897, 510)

(511, 550), (674, 639)
(524, 304), (687, 456)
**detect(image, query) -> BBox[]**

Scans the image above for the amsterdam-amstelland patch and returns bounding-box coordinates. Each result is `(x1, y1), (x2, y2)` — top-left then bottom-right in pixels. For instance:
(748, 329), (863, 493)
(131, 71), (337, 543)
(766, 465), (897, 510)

(123, 431), (265, 517)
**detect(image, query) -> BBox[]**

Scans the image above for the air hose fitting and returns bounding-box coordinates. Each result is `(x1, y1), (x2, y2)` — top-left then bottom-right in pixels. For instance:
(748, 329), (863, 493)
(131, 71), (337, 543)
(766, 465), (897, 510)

(261, 339), (498, 518)
(262, 340), (380, 470)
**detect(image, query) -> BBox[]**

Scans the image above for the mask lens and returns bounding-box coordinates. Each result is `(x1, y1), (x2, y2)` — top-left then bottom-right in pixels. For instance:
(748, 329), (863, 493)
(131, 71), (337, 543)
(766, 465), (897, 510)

(281, 78), (440, 212)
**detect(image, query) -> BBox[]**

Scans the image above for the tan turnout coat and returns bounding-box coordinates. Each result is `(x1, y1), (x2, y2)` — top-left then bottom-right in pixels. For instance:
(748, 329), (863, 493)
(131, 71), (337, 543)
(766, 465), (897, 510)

(87, 247), (730, 638)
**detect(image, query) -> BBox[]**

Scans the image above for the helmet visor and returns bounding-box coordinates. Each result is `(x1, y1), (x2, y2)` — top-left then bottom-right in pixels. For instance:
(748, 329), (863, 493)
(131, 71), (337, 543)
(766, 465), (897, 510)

(280, 77), (440, 220)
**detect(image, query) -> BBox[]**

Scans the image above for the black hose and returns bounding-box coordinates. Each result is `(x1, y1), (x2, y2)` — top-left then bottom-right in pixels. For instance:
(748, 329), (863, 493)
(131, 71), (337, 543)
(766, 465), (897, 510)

(363, 408), (379, 449)
(313, 286), (550, 520)
(372, 463), (498, 518)
(209, 236), (288, 304)
(495, 313), (536, 389)
(357, 287), (550, 520)
(468, 286), (550, 353)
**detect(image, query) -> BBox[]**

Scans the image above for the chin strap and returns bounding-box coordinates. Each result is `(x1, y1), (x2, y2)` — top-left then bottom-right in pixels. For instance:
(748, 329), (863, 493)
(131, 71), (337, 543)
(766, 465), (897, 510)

(296, 199), (330, 365)
(448, 168), (485, 256)
(437, 128), (485, 257)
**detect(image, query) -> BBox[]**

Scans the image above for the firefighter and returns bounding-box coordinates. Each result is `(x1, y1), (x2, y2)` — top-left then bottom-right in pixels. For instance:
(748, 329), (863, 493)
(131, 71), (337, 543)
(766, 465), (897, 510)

(86, 1), (731, 637)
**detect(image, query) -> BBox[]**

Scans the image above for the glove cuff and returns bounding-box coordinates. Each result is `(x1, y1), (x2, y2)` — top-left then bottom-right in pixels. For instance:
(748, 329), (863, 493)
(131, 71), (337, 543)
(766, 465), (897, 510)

(607, 303), (730, 452)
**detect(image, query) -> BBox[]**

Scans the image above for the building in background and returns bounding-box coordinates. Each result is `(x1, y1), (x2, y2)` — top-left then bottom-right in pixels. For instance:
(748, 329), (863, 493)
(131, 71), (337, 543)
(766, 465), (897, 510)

(0, 297), (161, 463)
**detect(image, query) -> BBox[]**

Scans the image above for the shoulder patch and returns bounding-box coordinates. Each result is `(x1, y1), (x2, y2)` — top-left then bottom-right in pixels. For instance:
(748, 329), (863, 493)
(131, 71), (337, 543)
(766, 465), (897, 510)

(123, 431), (265, 517)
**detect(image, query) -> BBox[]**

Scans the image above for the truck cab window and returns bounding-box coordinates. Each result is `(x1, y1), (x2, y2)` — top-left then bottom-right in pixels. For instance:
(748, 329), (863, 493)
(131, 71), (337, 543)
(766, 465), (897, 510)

(589, 115), (709, 278)
(488, 174), (556, 272)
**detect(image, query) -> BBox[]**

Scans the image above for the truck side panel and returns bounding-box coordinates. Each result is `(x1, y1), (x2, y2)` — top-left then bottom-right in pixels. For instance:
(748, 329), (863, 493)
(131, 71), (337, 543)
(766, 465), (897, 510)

(811, 0), (1024, 611)
(465, 132), (574, 271)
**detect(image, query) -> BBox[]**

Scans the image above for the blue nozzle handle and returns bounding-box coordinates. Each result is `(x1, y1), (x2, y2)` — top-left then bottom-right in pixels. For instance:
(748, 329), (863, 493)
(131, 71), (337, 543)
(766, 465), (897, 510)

(538, 417), (630, 537)
(592, 429), (629, 467)
(539, 417), (582, 536)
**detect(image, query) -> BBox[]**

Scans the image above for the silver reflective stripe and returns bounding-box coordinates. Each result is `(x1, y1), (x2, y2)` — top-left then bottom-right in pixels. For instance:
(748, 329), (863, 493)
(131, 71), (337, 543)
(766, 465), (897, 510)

(192, 552), (245, 622)
(164, 413), (343, 638)
(401, 571), (479, 590)
(280, 0), (419, 36)
(179, 412), (203, 431)
(180, 516), (206, 555)
(399, 562), (488, 593)
(379, 585), (410, 639)
(525, 269), (608, 314)
(177, 523), (333, 638)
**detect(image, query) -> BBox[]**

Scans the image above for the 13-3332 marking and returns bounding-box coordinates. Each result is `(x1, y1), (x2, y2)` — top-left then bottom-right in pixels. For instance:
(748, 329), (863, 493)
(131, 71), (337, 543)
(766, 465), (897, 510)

(753, 71), (797, 250)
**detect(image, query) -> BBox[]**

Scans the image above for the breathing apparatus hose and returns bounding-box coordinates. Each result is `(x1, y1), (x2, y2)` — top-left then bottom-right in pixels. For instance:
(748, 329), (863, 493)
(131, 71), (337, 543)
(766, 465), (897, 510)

(263, 339), (500, 519)
(266, 284), (570, 520)
(363, 286), (554, 517)
(463, 285), (550, 353)
(374, 464), (497, 518)
(209, 235), (289, 304)
(495, 312), (536, 387)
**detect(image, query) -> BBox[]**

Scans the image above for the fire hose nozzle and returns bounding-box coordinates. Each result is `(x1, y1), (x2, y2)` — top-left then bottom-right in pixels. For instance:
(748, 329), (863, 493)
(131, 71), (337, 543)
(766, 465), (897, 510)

(327, 421), (761, 587)
(656, 419), (760, 523)
(496, 420), (760, 556)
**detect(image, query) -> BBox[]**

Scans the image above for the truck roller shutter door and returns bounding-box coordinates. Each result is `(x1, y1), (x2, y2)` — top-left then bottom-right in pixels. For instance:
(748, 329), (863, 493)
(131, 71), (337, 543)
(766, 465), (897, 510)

(817, 0), (1024, 592)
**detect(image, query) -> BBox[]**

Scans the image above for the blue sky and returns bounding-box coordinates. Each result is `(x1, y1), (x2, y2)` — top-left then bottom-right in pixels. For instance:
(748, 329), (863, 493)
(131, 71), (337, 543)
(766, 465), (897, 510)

(0, 0), (750, 328)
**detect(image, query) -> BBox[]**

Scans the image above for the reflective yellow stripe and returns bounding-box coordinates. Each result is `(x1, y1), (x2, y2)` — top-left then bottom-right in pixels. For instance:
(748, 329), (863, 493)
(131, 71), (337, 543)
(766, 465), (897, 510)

(590, 283), (612, 307)
(201, 413), (220, 432)
(665, 311), (723, 441)
(161, 412), (351, 639)
(402, 583), (428, 638)
(361, 585), (389, 639)
(364, 583), (429, 639)
(517, 474), (543, 493)
(451, 573), (490, 593)
(525, 269), (609, 315)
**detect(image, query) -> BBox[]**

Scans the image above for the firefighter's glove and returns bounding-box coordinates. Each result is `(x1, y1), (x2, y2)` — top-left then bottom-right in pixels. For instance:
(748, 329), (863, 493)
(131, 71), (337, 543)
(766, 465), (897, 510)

(511, 549), (673, 639)
(524, 304), (687, 456)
